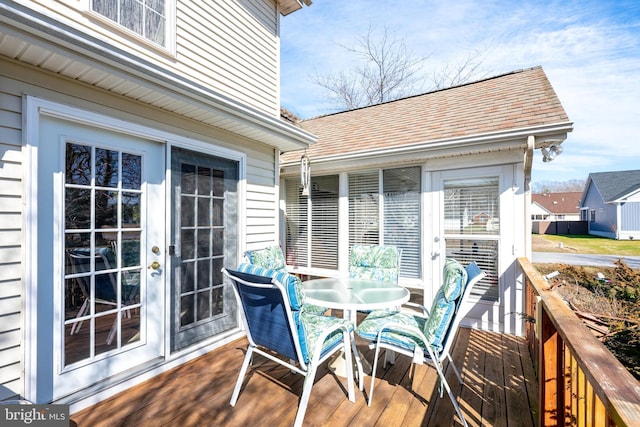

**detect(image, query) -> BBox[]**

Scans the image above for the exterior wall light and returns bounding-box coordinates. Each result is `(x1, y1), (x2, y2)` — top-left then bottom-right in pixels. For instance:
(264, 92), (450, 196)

(541, 144), (563, 162)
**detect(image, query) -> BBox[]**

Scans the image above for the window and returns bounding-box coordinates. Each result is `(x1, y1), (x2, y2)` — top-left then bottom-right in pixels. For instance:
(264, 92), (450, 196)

(382, 167), (421, 279)
(590, 209), (596, 222)
(443, 177), (500, 302)
(92, 0), (167, 46)
(285, 175), (339, 269)
(287, 166), (421, 279)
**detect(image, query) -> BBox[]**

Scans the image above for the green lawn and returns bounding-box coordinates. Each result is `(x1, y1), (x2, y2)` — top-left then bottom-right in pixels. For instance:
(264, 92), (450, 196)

(532, 234), (640, 256)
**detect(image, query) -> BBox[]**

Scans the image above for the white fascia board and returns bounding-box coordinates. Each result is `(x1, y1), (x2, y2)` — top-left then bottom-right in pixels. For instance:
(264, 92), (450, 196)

(280, 121), (573, 174)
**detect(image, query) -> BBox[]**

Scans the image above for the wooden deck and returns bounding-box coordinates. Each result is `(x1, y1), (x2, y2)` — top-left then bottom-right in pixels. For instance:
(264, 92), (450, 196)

(71, 328), (537, 426)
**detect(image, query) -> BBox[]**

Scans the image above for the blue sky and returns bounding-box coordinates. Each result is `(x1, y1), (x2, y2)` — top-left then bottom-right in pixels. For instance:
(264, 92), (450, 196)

(280, 0), (640, 185)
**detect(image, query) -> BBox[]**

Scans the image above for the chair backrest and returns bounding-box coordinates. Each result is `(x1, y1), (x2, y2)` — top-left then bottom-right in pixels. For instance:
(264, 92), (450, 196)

(422, 259), (485, 355)
(349, 245), (401, 283)
(223, 267), (307, 365)
(67, 248), (118, 302)
(244, 245), (286, 270)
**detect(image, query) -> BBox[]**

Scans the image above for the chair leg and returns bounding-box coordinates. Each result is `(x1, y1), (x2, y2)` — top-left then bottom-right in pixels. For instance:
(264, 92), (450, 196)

(434, 359), (468, 427)
(230, 346), (255, 406)
(343, 333), (356, 401)
(294, 364), (317, 427)
(367, 343), (383, 407)
(350, 335), (364, 391)
(446, 353), (463, 384)
(70, 299), (89, 335)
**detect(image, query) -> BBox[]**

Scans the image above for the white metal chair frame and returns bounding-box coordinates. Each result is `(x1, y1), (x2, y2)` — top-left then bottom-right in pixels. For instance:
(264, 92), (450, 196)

(223, 268), (356, 427)
(364, 262), (485, 427)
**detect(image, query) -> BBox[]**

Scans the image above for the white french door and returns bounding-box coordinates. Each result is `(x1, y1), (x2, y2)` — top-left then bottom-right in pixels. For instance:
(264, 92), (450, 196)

(34, 113), (165, 401)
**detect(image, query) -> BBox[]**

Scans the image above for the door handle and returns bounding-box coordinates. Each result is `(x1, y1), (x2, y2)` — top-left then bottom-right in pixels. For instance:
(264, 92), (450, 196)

(148, 261), (161, 270)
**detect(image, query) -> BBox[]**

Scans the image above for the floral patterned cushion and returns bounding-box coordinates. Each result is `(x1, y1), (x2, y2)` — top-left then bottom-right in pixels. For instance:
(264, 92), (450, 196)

(356, 258), (468, 354)
(244, 245), (286, 271)
(356, 310), (428, 352)
(441, 258), (467, 301)
(421, 259), (467, 351)
(301, 311), (353, 362)
(349, 245), (400, 283)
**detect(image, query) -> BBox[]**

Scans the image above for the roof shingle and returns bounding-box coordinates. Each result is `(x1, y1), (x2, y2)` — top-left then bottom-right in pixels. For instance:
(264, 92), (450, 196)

(281, 66), (570, 163)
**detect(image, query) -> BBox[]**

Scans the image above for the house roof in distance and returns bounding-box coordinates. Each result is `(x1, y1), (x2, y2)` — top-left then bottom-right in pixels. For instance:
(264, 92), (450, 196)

(532, 192), (582, 215)
(281, 66), (571, 163)
(587, 170), (640, 202)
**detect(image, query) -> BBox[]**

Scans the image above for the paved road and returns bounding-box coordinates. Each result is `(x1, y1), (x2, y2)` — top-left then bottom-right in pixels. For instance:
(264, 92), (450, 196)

(532, 252), (640, 268)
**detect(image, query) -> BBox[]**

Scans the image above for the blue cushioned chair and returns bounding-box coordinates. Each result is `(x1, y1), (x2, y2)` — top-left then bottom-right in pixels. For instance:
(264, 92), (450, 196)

(244, 246), (327, 315)
(223, 267), (357, 427)
(356, 259), (485, 427)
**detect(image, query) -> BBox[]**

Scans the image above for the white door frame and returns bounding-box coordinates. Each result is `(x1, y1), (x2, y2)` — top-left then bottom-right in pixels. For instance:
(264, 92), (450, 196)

(23, 97), (247, 403)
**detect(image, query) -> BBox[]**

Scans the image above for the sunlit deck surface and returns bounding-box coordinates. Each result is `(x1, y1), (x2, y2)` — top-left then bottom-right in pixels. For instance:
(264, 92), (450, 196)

(71, 328), (537, 426)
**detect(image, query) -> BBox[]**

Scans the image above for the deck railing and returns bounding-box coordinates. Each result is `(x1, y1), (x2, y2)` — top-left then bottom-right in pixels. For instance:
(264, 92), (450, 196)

(519, 258), (640, 426)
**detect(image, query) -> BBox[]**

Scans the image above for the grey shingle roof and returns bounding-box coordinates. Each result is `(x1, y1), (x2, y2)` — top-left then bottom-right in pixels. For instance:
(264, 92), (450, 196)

(589, 170), (640, 202)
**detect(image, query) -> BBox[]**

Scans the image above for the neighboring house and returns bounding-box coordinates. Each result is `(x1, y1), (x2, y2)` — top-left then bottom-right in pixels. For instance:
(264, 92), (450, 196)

(580, 170), (640, 240)
(0, 0), (313, 411)
(531, 192), (582, 221)
(280, 67), (573, 335)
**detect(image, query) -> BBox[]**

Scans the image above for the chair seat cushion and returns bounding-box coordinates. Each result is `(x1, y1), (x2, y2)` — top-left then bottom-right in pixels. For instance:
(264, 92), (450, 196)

(356, 310), (428, 352)
(301, 312), (353, 361)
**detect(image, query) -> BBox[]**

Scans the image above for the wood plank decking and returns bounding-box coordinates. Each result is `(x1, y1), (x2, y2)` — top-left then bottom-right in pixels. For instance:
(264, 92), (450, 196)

(71, 328), (537, 426)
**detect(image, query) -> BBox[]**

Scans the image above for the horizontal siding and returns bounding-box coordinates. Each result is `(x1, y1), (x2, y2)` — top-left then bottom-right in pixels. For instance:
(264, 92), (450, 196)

(245, 147), (278, 248)
(0, 81), (25, 401)
(177, 0), (279, 114)
(23, 0), (281, 115)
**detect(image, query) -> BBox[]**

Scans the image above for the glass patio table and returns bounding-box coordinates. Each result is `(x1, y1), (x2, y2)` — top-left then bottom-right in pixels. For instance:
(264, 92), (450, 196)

(302, 277), (410, 325)
(302, 277), (410, 378)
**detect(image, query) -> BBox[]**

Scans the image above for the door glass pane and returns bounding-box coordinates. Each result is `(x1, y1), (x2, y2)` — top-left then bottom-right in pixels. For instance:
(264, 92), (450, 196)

(443, 177), (500, 301)
(172, 148), (239, 352)
(64, 142), (143, 367)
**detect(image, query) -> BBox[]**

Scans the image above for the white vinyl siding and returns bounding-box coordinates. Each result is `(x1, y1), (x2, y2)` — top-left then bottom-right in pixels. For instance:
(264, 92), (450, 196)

(245, 148), (279, 247)
(0, 87), (23, 401)
(22, 0), (280, 115)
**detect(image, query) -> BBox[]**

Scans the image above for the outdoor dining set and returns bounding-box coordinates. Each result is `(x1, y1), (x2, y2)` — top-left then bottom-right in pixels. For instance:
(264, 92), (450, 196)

(222, 244), (485, 427)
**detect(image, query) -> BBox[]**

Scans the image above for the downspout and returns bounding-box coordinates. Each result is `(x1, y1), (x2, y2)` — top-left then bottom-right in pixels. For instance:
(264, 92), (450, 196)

(524, 135), (535, 259)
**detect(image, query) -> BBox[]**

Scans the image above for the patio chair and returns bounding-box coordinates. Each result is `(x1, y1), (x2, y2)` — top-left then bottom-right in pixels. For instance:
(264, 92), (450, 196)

(244, 246), (327, 315)
(356, 259), (485, 427)
(223, 266), (357, 427)
(349, 244), (401, 284)
(243, 245), (287, 270)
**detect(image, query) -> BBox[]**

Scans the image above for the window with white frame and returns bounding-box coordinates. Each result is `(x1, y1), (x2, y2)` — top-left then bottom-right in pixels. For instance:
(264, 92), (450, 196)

(443, 177), (500, 302)
(287, 166), (421, 279)
(347, 167), (421, 278)
(285, 175), (339, 269)
(92, 0), (168, 47)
